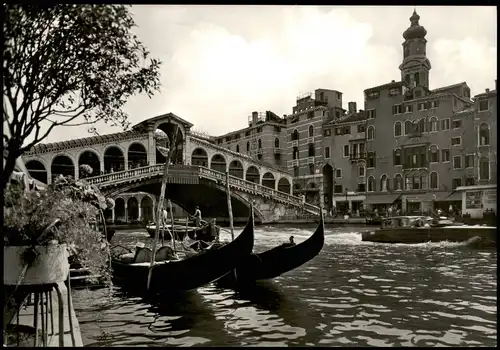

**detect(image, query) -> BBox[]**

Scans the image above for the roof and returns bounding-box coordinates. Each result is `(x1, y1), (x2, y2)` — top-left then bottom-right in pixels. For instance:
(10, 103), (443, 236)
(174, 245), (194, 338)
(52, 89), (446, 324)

(431, 82), (467, 94)
(364, 81), (404, 93)
(132, 112), (194, 130)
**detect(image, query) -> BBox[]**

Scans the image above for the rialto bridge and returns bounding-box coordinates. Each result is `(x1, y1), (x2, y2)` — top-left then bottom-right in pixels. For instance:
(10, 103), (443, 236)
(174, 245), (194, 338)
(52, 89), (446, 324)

(21, 113), (320, 222)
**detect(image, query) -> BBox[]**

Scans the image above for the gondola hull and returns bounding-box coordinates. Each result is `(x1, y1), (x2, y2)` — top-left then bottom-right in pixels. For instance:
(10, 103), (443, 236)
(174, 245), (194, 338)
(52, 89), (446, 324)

(112, 211), (254, 293)
(218, 216), (325, 285)
(146, 224), (217, 242)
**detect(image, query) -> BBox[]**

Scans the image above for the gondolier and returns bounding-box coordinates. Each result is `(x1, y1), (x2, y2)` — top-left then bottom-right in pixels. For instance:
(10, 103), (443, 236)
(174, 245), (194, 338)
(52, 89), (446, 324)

(192, 206), (202, 227)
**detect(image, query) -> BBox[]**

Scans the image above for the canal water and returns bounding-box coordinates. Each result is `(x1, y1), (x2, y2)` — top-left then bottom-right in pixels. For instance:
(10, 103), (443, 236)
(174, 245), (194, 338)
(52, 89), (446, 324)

(72, 224), (497, 347)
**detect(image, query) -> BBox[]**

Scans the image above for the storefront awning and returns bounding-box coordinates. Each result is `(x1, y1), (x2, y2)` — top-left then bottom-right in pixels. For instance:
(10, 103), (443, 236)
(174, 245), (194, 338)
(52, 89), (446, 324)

(432, 192), (453, 202)
(363, 194), (401, 205)
(445, 191), (463, 202)
(406, 193), (438, 203)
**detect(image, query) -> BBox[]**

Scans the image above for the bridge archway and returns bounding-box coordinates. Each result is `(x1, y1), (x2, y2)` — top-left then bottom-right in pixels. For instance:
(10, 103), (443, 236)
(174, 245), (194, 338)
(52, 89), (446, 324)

(127, 197), (139, 222)
(229, 160), (244, 179)
(245, 165), (260, 183)
(114, 198), (126, 223)
(78, 150), (100, 178)
(128, 143), (148, 169)
(322, 164), (334, 211)
(156, 122), (184, 164)
(26, 160), (47, 184)
(192, 148), (208, 167)
(210, 154), (227, 173)
(51, 155), (75, 181)
(277, 177), (291, 194)
(262, 172), (275, 189)
(104, 146), (125, 173)
(141, 196), (154, 224)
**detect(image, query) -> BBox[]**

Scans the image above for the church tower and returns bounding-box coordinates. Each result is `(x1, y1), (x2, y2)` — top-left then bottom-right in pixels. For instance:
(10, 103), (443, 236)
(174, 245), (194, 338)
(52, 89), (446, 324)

(399, 10), (431, 97)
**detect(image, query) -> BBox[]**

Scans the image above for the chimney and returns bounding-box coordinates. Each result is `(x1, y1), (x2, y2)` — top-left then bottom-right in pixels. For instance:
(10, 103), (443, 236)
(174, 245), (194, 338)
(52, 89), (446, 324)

(391, 80), (395, 83)
(486, 88), (490, 93)
(348, 102), (357, 114)
(252, 111), (258, 124)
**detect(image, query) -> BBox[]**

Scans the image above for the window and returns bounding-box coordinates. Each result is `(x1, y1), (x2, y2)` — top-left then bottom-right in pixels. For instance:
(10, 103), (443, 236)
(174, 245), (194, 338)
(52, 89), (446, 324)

(394, 121), (402, 137)
(246, 142), (250, 152)
(465, 155), (474, 168)
(274, 126), (281, 132)
(308, 144), (315, 157)
(394, 174), (403, 190)
(389, 88), (401, 97)
(334, 185), (343, 194)
(367, 109), (376, 119)
(465, 177), (475, 186)
(478, 99), (489, 111)
(367, 176), (375, 192)
(430, 100), (440, 109)
(325, 147), (330, 159)
(419, 118), (426, 133)
(343, 145), (349, 157)
(236, 145), (240, 153)
(441, 119), (450, 130)
(323, 129), (331, 137)
(367, 126), (375, 140)
(274, 138), (280, 148)
(309, 164), (315, 175)
(429, 172), (438, 189)
(393, 149), (402, 166)
(380, 175), (389, 192)
(451, 137), (461, 146)
(452, 120), (462, 129)
(442, 149), (450, 162)
(358, 183), (366, 192)
(258, 139), (262, 149)
(293, 166), (299, 177)
(308, 125), (314, 137)
(291, 129), (299, 141)
(452, 178), (462, 190)
(429, 117), (438, 132)
(403, 146), (428, 169)
(479, 157), (490, 180)
(343, 126), (351, 135)
(405, 105), (413, 113)
(404, 120), (412, 135)
(293, 147), (299, 160)
(392, 104), (403, 115)
(367, 152), (376, 168)
(245, 131), (250, 137)
(418, 102), (427, 111)
(257, 127), (262, 133)
(479, 123), (490, 145)
(307, 111), (314, 119)
(453, 156), (462, 169)
(429, 145), (439, 163)
(357, 124), (366, 133)
(358, 166), (365, 177)
(335, 127), (342, 135)
(335, 169), (342, 178)
(405, 175), (413, 190)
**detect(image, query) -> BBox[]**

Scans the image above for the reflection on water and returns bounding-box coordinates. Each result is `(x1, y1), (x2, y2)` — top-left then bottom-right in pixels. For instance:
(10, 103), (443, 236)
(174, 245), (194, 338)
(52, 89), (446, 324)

(72, 225), (497, 347)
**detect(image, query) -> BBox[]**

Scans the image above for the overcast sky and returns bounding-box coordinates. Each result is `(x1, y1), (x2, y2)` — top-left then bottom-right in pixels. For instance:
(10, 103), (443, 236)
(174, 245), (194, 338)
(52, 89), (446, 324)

(42, 5), (497, 143)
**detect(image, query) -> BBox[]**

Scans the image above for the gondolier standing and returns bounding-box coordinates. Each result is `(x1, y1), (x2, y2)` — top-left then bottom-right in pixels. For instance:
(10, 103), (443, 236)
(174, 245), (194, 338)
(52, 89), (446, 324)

(192, 206), (202, 227)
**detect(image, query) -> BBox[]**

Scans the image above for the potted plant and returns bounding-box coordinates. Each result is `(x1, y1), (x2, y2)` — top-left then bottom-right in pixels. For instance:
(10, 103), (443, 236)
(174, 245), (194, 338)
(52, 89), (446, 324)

(3, 173), (113, 286)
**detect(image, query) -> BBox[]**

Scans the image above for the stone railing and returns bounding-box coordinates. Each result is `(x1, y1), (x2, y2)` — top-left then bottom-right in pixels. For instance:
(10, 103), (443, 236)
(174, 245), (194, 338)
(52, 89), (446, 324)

(86, 164), (320, 215)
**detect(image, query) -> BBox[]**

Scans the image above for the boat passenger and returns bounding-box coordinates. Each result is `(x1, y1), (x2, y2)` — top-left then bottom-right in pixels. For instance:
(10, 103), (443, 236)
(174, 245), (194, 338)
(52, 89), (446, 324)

(282, 236), (296, 248)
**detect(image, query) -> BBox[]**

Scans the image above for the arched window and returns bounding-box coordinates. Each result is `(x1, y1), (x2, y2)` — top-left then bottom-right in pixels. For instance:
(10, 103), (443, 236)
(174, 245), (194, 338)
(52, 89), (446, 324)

(405, 175), (413, 190)
(293, 147), (299, 160)
(429, 117), (438, 132)
(367, 126), (375, 140)
(236, 145), (240, 153)
(479, 123), (490, 146)
(308, 143), (315, 157)
(429, 172), (438, 189)
(246, 141), (250, 152)
(258, 139), (262, 149)
(394, 174), (403, 190)
(394, 149), (402, 166)
(380, 174), (389, 192)
(429, 145), (439, 163)
(367, 176), (376, 192)
(405, 120), (412, 135)
(274, 138), (280, 148)
(419, 118), (426, 133)
(367, 152), (376, 168)
(479, 157), (490, 180)
(394, 121), (402, 137)
(292, 129), (299, 141)
(308, 125), (314, 138)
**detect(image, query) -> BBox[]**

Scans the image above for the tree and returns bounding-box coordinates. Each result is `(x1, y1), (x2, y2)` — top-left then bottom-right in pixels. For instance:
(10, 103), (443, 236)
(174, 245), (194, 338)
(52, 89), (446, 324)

(2, 4), (162, 187)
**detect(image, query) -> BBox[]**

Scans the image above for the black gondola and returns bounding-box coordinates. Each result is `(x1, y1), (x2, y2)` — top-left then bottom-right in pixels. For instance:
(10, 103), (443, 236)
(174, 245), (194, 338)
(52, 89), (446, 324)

(217, 215), (324, 286)
(111, 209), (254, 293)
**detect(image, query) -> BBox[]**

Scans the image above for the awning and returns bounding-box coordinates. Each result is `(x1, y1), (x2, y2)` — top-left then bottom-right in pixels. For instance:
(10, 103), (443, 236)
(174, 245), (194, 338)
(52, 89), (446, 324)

(406, 193), (437, 203)
(445, 191), (462, 201)
(432, 192), (453, 202)
(363, 194), (401, 205)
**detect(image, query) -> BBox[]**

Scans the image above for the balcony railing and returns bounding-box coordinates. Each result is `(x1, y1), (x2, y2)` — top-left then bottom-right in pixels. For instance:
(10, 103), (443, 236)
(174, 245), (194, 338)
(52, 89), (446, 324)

(306, 156), (315, 165)
(306, 137), (314, 144)
(289, 159), (299, 167)
(274, 147), (282, 154)
(291, 140), (298, 148)
(349, 153), (366, 161)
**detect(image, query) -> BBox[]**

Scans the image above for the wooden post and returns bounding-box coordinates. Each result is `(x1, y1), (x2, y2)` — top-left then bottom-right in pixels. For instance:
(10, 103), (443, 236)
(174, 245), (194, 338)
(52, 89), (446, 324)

(225, 171), (234, 241)
(185, 216), (190, 240)
(168, 199), (177, 252)
(148, 125), (178, 290)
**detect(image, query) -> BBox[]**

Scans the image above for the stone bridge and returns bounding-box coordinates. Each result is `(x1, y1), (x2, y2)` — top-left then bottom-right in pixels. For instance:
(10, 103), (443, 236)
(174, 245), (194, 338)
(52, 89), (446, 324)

(86, 164), (319, 223)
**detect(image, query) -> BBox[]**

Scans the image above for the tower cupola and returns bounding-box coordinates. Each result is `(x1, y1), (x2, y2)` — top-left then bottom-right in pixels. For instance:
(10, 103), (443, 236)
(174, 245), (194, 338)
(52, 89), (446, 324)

(403, 10), (427, 40)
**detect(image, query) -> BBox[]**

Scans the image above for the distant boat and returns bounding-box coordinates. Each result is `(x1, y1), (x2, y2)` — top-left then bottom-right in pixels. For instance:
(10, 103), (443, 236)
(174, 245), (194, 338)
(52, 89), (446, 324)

(217, 215), (324, 286)
(111, 210), (254, 293)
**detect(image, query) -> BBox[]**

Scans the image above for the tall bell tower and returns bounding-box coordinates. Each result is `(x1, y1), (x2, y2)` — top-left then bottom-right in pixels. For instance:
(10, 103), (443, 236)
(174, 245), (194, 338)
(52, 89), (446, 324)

(399, 10), (431, 94)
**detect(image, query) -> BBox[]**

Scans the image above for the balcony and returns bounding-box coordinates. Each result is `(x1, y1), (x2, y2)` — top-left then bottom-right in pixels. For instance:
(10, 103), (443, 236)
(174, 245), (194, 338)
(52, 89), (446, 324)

(306, 156), (315, 165)
(289, 159), (299, 167)
(291, 140), (298, 148)
(402, 162), (429, 170)
(306, 137), (314, 144)
(257, 148), (263, 155)
(274, 147), (281, 155)
(349, 153), (366, 161)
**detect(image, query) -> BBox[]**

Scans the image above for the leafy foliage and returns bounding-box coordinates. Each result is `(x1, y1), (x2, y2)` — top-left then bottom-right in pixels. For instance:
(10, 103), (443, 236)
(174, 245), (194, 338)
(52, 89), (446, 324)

(2, 4), (162, 187)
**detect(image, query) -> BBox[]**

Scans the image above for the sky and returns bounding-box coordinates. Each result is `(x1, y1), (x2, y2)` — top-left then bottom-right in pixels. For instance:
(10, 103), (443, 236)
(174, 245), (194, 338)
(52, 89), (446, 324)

(29, 5), (499, 144)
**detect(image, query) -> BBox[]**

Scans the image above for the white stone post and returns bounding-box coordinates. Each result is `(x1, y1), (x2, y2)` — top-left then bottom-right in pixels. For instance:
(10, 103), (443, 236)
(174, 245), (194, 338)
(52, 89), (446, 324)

(111, 208), (115, 223)
(124, 203), (128, 223)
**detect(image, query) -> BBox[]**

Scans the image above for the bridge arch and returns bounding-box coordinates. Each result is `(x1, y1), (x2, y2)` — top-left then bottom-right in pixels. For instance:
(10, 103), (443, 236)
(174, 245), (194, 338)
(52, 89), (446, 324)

(26, 159), (48, 184)
(78, 149), (101, 178)
(277, 177), (291, 194)
(51, 154), (75, 181)
(127, 197), (139, 222)
(155, 121), (185, 164)
(104, 145), (125, 173)
(191, 147), (209, 167)
(140, 195), (155, 223)
(128, 142), (148, 169)
(229, 159), (244, 179)
(262, 172), (275, 189)
(114, 197), (126, 223)
(245, 165), (260, 184)
(210, 153), (227, 173)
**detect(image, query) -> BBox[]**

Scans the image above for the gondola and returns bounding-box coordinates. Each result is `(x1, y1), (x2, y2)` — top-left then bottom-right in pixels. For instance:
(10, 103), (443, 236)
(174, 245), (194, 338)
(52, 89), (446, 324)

(217, 214), (324, 286)
(146, 222), (219, 242)
(111, 209), (254, 293)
